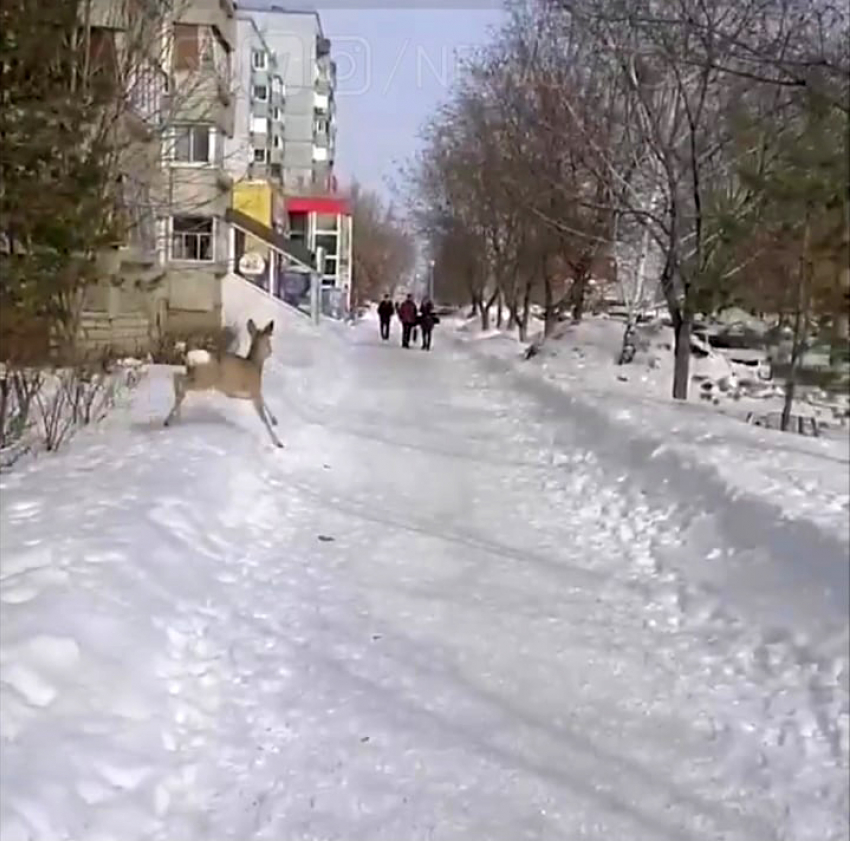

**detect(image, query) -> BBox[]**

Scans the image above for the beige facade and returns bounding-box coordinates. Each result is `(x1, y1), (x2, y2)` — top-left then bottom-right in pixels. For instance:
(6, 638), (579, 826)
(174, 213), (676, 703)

(163, 0), (236, 334)
(80, 0), (237, 354)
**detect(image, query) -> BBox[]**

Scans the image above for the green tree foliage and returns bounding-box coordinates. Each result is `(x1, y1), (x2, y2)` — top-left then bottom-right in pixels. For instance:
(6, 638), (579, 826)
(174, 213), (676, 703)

(0, 0), (125, 361)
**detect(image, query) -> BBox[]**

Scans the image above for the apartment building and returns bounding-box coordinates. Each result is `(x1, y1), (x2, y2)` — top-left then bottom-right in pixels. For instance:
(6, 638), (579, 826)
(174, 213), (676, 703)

(227, 13), (286, 187)
(76, 0), (237, 349)
(225, 3), (351, 308)
(237, 4), (337, 193)
(163, 0), (237, 333)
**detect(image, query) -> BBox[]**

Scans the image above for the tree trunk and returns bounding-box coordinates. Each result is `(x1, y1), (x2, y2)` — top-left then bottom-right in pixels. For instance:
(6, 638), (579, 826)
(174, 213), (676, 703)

(570, 270), (590, 322)
(781, 312), (804, 433)
(496, 291), (504, 330)
(543, 271), (557, 338)
(781, 214), (812, 432)
(618, 316), (637, 365)
(480, 289), (499, 331)
(518, 282), (532, 343)
(659, 248), (691, 400)
(672, 310), (691, 401)
(507, 304), (517, 331)
(830, 265), (849, 367)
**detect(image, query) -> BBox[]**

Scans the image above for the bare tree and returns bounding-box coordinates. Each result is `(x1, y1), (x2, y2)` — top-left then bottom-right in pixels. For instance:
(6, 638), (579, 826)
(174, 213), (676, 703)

(407, 0), (848, 403)
(350, 183), (415, 305)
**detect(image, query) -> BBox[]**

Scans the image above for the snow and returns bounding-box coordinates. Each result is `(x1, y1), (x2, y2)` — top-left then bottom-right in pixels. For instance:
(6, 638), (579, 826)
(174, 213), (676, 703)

(1, 302), (848, 841)
(456, 314), (850, 543)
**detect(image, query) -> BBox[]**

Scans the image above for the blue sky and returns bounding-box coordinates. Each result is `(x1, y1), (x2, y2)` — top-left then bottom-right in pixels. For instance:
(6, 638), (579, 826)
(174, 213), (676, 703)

(317, 7), (505, 200)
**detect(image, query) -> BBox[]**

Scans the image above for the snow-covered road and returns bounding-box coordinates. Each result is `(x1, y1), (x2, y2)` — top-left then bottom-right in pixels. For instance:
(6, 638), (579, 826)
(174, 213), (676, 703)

(1, 311), (847, 841)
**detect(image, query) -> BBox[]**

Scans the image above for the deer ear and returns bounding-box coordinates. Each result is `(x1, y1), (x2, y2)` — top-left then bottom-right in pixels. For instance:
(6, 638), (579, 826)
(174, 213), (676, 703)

(247, 319), (257, 337)
(265, 320), (274, 335)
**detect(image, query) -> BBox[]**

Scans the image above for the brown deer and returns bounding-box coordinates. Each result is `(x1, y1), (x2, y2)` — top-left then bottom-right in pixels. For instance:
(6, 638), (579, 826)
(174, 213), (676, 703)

(163, 319), (283, 448)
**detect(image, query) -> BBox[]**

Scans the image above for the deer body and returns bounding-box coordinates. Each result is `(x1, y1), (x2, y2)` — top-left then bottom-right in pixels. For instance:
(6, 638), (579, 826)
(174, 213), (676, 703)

(164, 319), (283, 448)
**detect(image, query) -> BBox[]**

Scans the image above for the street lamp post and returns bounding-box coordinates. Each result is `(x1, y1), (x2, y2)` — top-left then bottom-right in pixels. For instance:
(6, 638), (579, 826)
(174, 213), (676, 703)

(428, 259), (435, 301)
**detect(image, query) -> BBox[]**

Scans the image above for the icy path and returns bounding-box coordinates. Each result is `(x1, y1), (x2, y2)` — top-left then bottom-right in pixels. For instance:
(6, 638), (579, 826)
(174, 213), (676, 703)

(1, 317), (847, 841)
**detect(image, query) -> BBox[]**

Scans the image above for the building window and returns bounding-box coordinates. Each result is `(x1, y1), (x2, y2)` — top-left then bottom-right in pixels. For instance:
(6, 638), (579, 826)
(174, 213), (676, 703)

(173, 23), (199, 70)
(315, 118), (327, 134)
(86, 28), (119, 98)
(272, 106), (283, 122)
(315, 233), (338, 258)
(252, 49), (267, 70)
(272, 135), (282, 149)
(252, 84), (268, 102)
(200, 27), (231, 84)
(253, 148), (268, 163)
(288, 213), (308, 243)
(171, 216), (214, 261)
(250, 115), (267, 135)
(315, 213), (338, 232)
(172, 125), (211, 163)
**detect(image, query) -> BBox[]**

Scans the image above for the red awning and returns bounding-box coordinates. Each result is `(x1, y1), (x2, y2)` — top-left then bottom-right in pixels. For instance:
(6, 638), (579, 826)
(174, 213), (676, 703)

(286, 196), (350, 215)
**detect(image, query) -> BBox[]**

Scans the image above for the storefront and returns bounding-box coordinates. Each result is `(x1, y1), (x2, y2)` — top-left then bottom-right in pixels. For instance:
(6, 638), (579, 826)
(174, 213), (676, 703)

(285, 195), (352, 305)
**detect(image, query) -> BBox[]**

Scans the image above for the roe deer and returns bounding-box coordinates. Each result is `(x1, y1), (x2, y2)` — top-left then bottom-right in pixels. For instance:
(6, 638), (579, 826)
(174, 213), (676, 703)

(163, 319), (283, 448)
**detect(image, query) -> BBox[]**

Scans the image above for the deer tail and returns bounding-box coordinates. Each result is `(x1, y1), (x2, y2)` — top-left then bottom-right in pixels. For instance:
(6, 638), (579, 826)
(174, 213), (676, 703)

(185, 348), (212, 369)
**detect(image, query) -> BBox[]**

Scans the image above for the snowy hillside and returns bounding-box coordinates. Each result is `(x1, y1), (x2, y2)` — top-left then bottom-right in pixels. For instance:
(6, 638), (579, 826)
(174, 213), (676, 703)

(1, 308), (847, 841)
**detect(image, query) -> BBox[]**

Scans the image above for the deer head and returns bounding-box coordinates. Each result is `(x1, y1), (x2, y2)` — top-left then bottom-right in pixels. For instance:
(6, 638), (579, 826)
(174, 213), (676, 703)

(247, 319), (274, 365)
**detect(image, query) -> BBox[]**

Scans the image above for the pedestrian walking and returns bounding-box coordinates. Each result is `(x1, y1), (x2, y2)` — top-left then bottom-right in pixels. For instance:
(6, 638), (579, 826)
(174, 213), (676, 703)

(398, 294), (418, 349)
(419, 297), (437, 351)
(377, 294), (394, 341)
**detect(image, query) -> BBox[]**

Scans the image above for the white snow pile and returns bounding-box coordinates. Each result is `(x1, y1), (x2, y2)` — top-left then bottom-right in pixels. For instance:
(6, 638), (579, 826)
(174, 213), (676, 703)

(455, 314), (850, 541)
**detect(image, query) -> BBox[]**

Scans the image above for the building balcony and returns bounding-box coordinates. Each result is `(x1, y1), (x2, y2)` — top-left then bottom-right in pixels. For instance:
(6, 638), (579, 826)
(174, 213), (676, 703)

(315, 72), (332, 95)
(168, 166), (231, 217)
(316, 35), (331, 58)
(312, 145), (329, 163)
(178, 0), (235, 52)
(171, 74), (234, 136)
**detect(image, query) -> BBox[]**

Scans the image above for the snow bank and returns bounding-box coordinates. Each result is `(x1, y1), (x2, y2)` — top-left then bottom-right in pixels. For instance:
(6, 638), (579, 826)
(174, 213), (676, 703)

(454, 316), (850, 543)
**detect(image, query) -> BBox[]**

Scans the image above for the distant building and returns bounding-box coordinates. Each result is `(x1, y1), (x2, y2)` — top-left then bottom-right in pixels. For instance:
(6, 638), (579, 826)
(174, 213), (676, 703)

(230, 3), (351, 308)
(236, 4), (336, 193)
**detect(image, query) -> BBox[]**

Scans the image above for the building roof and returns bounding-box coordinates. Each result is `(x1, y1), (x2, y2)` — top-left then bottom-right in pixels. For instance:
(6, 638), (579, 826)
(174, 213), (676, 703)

(234, 2), (324, 36)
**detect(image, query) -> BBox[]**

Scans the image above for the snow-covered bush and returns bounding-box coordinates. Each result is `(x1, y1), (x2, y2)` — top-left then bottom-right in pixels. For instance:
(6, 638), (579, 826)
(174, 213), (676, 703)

(0, 357), (147, 468)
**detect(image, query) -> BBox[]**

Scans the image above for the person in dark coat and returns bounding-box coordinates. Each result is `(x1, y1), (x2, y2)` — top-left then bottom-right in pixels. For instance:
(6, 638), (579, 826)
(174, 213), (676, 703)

(377, 294), (394, 341)
(419, 298), (436, 351)
(398, 294), (418, 348)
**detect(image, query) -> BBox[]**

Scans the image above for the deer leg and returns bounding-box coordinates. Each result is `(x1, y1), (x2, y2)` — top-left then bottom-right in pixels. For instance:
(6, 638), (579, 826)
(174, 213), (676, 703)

(262, 399), (278, 426)
(164, 372), (188, 427)
(253, 396), (283, 448)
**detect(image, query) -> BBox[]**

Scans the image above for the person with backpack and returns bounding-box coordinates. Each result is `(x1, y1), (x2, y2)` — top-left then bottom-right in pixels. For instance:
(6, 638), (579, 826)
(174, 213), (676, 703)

(419, 297), (437, 351)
